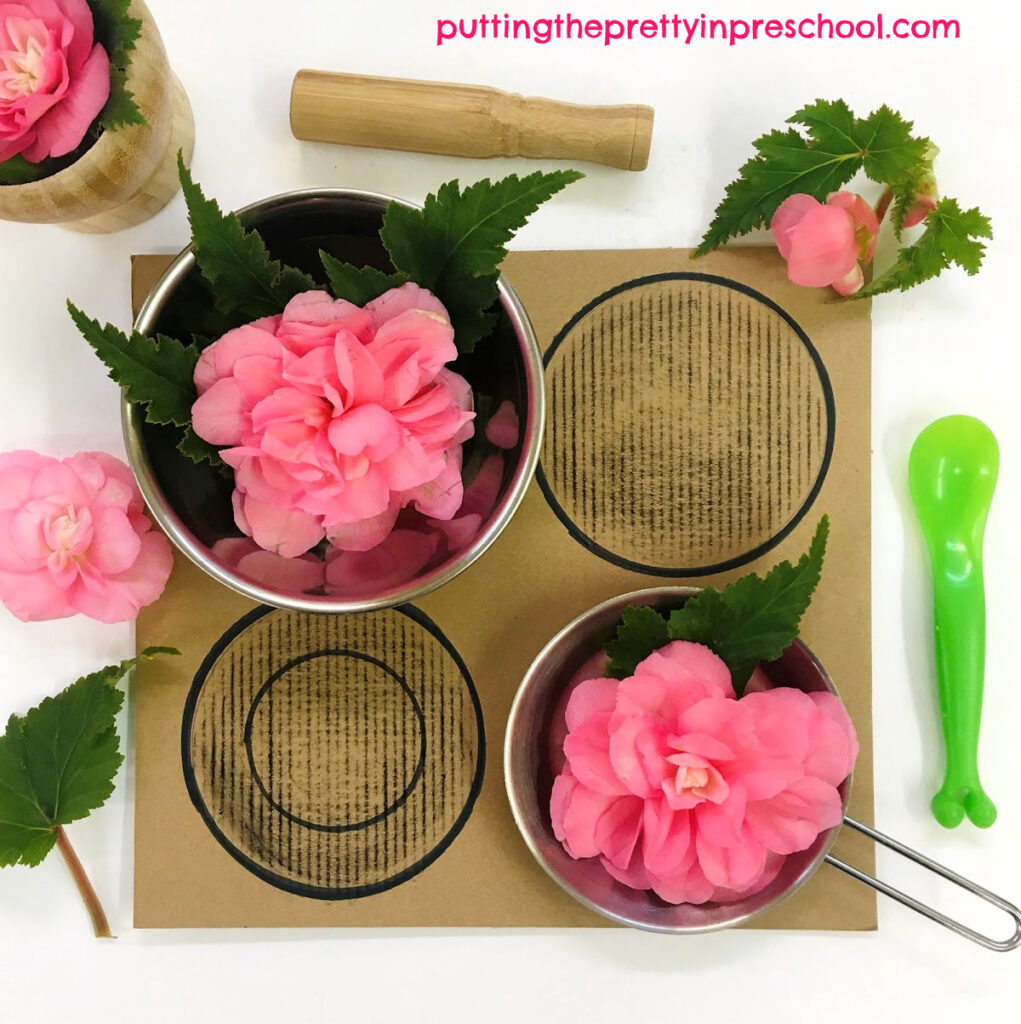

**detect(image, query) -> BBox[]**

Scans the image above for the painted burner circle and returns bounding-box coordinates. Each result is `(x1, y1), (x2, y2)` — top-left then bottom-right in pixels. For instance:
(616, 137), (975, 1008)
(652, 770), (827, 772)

(537, 273), (835, 575)
(182, 604), (485, 899)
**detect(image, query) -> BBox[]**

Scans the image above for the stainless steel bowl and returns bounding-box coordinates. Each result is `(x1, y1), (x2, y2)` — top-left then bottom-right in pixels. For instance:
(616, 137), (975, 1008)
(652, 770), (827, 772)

(504, 586), (849, 933)
(122, 188), (544, 613)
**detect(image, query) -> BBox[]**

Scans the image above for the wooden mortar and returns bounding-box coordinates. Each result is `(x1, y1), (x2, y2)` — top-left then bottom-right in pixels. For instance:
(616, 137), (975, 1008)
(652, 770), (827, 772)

(0, 0), (195, 233)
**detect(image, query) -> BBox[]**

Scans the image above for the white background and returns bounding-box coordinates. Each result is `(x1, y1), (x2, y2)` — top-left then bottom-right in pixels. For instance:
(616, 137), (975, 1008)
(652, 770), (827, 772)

(2, 0), (1020, 1019)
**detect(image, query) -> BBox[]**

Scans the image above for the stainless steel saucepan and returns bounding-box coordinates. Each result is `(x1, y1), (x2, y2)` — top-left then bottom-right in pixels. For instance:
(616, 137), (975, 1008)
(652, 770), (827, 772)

(505, 587), (1021, 950)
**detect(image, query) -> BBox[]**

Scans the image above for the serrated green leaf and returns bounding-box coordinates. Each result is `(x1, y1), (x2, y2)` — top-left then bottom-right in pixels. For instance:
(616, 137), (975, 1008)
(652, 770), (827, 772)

(380, 170), (583, 352)
(0, 649), (178, 869)
(0, 131), (98, 184)
(439, 270), (500, 354)
(605, 605), (671, 680)
(98, 72), (146, 131)
(0, 153), (48, 185)
(891, 180), (918, 237)
(319, 252), (408, 304)
(791, 97), (858, 141)
(666, 517), (829, 692)
(382, 171), (584, 283)
(68, 302), (198, 427)
(91, 0), (141, 66)
(856, 198), (992, 298)
(91, 0), (146, 132)
(136, 646), (182, 659)
(695, 99), (931, 256)
(177, 426), (230, 475)
(178, 156), (316, 318)
(853, 105), (930, 184)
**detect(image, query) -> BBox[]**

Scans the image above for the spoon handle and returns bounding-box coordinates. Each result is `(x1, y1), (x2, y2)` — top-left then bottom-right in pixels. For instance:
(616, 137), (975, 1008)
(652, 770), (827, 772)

(929, 565), (997, 828)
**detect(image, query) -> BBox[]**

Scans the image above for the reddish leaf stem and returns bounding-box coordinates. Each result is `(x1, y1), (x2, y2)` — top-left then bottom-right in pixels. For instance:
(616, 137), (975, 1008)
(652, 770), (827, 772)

(874, 186), (894, 225)
(54, 826), (112, 939)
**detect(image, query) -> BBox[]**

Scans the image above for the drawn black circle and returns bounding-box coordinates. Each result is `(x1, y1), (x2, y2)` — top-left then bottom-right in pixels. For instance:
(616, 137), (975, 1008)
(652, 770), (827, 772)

(181, 604), (485, 901)
(243, 650), (427, 833)
(536, 272), (836, 576)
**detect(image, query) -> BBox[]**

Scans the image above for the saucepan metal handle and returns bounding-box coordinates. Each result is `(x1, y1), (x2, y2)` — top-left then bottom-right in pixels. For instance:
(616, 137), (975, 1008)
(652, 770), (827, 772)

(825, 815), (1021, 952)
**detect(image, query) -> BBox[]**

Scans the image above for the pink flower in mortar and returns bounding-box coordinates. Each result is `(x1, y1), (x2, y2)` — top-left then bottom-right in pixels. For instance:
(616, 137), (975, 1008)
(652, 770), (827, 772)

(0, 450), (173, 622)
(771, 191), (879, 296)
(191, 283), (475, 559)
(550, 640), (857, 905)
(0, 0), (112, 163)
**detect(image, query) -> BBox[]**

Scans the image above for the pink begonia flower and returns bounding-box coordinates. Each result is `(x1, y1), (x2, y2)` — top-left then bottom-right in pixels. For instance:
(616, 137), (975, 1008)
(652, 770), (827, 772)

(771, 191), (880, 297)
(550, 641), (858, 905)
(211, 537), (325, 594)
(0, 0), (111, 163)
(0, 450), (173, 623)
(191, 285), (475, 559)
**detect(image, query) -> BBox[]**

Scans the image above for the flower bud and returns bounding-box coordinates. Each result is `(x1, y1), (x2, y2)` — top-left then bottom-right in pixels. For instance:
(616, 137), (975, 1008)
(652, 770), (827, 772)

(901, 169), (939, 228)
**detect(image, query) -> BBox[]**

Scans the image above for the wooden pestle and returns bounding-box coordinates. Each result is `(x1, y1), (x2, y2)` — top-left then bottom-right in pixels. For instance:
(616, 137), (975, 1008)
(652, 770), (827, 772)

(290, 70), (654, 171)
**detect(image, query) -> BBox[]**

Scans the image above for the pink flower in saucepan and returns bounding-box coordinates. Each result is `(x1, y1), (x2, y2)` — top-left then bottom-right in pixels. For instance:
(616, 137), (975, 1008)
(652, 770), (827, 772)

(0, 0), (112, 163)
(550, 641), (858, 905)
(771, 191), (880, 296)
(0, 450), (173, 622)
(191, 284), (475, 559)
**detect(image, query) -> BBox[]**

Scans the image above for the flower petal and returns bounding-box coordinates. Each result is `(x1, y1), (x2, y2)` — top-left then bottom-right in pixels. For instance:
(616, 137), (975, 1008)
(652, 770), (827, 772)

(0, 451), (48, 509)
(364, 282), (450, 328)
(239, 493), (324, 557)
(563, 711), (629, 796)
(831, 263), (864, 296)
(806, 691), (859, 783)
(594, 795), (645, 869)
(784, 204), (858, 287)
(324, 528), (439, 596)
(770, 194), (822, 259)
(565, 677), (620, 732)
(191, 378), (247, 446)
(633, 640), (735, 698)
(550, 769), (620, 860)
(641, 800), (692, 875)
(211, 538), (326, 593)
(608, 715), (671, 798)
(695, 826), (767, 890)
(70, 532), (173, 623)
(484, 400), (520, 449)
(0, 566), (75, 621)
(648, 857), (715, 905)
(744, 777), (843, 855)
(23, 43), (109, 160)
(87, 506), (142, 576)
(194, 323), (282, 393)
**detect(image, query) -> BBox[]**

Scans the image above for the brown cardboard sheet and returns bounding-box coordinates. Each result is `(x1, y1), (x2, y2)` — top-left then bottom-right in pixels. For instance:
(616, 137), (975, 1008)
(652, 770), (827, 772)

(132, 246), (875, 929)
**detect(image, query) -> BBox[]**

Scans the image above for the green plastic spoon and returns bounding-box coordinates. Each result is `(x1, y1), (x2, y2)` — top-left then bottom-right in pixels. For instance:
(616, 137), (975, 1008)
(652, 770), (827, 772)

(908, 415), (998, 829)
